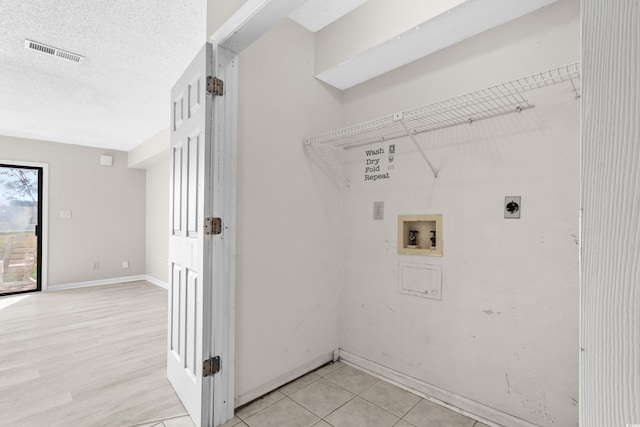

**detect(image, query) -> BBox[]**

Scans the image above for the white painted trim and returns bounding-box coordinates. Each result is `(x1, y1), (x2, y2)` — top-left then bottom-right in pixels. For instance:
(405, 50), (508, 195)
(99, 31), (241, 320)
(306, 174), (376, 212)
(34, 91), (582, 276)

(0, 160), (48, 293)
(339, 350), (539, 427)
(40, 164), (48, 292)
(210, 45), (238, 426)
(235, 351), (336, 408)
(205, 2), (310, 424)
(48, 275), (147, 291)
(142, 275), (168, 289)
(210, 0), (309, 53)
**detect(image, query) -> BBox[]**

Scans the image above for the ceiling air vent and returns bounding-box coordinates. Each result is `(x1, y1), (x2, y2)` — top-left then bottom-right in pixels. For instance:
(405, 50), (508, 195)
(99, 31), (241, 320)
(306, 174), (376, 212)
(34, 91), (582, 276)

(24, 39), (84, 63)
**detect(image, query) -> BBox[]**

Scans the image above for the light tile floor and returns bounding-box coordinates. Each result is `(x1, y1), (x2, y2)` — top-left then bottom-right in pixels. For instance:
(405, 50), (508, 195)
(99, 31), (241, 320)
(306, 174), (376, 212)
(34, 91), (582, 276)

(146, 362), (490, 427)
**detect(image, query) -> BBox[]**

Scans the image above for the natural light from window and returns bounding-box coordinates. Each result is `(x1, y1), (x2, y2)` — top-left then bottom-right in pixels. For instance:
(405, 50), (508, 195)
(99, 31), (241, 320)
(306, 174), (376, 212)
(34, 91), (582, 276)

(0, 294), (29, 311)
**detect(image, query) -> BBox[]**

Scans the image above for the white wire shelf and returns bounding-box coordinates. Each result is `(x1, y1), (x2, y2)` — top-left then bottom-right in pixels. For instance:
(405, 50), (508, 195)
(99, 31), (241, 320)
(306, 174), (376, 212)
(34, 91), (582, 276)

(304, 62), (581, 187)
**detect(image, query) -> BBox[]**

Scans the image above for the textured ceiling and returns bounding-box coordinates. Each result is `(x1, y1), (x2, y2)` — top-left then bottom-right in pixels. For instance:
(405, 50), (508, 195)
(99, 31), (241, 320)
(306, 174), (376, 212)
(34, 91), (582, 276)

(0, 0), (205, 151)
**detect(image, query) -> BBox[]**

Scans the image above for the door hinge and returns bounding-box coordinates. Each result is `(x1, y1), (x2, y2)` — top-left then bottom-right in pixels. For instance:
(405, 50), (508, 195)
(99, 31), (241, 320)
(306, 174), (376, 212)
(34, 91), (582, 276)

(207, 76), (224, 96)
(204, 217), (222, 235)
(203, 356), (221, 377)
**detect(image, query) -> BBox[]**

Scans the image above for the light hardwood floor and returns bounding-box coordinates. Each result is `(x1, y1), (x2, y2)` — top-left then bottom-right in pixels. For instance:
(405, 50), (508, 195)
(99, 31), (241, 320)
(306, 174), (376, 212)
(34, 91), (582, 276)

(0, 281), (187, 427)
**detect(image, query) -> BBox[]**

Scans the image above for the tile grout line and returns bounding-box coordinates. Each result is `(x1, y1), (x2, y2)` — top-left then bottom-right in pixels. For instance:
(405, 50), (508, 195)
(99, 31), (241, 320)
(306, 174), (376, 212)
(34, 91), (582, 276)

(282, 395), (324, 424)
(357, 391), (421, 422)
(398, 395), (423, 420)
(239, 362), (419, 427)
(281, 372), (322, 396)
(235, 391), (287, 421)
(287, 378), (354, 422)
(320, 395), (355, 423)
(231, 361), (479, 427)
(393, 419), (416, 427)
(235, 365), (340, 423)
(320, 365), (418, 423)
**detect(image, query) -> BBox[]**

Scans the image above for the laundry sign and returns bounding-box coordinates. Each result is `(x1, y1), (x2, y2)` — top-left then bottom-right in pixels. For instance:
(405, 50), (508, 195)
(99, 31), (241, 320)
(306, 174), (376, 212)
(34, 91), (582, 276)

(364, 144), (395, 182)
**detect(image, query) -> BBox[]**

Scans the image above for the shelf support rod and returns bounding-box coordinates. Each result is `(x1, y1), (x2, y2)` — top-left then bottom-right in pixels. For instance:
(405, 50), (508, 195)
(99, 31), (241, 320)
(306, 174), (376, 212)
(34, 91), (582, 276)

(399, 118), (439, 179)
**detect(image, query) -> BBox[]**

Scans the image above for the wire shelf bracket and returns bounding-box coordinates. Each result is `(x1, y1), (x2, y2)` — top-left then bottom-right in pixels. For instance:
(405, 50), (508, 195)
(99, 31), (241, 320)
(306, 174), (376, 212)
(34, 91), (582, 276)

(396, 114), (439, 179)
(304, 62), (581, 188)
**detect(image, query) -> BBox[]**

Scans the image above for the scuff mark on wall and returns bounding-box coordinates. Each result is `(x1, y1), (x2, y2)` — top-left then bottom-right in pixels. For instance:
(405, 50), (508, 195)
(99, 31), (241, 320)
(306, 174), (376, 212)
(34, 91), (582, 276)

(384, 238), (392, 254)
(483, 309), (502, 315)
(383, 301), (396, 313)
(570, 231), (579, 245)
(505, 373), (511, 394)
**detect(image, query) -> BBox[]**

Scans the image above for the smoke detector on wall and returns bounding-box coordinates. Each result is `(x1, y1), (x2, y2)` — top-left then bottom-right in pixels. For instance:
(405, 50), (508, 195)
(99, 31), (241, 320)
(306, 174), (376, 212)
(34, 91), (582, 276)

(24, 39), (84, 63)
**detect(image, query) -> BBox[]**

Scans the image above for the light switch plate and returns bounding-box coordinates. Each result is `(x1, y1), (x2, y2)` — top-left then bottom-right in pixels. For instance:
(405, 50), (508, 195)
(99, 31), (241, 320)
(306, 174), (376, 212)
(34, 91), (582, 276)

(505, 196), (521, 219)
(373, 201), (384, 220)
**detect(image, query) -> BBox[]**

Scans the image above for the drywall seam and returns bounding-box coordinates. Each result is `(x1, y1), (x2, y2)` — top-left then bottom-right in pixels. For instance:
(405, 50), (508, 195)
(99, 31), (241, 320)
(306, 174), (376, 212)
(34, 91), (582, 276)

(340, 350), (539, 427)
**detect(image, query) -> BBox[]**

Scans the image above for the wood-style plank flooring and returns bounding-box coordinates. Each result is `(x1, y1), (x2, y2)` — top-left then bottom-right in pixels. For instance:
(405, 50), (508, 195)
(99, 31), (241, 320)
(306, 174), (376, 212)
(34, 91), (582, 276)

(0, 281), (187, 427)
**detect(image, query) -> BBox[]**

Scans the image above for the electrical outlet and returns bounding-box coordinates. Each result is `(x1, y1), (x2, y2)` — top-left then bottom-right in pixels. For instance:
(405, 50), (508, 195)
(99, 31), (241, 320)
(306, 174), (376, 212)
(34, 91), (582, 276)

(373, 201), (384, 220)
(122, 261), (129, 269)
(60, 210), (72, 219)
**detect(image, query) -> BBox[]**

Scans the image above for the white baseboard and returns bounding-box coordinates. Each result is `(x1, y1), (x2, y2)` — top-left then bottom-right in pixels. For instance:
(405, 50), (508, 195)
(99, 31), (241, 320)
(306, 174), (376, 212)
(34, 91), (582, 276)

(235, 350), (336, 408)
(142, 275), (169, 289)
(49, 275), (169, 291)
(339, 350), (538, 427)
(48, 275), (147, 291)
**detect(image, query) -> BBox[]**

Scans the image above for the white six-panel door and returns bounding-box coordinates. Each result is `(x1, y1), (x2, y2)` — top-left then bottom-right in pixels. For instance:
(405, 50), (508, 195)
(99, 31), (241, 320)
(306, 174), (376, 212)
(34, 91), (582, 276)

(168, 43), (214, 427)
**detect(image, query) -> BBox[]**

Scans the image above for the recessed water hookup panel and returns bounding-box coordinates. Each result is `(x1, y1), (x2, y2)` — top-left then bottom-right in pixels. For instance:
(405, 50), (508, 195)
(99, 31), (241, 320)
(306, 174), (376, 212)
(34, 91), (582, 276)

(398, 214), (443, 256)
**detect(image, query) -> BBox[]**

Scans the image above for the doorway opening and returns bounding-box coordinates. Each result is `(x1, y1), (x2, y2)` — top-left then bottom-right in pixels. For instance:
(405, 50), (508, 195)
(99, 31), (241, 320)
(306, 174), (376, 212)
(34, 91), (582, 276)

(0, 163), (43, 296)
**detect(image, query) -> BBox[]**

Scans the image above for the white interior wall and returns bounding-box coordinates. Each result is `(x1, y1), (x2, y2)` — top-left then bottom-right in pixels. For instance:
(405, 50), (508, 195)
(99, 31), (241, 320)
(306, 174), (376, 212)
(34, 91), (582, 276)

(129, 128), (170, 286)
(145, 159), (170, 285)
(337, 1), (580, 426)
(581, 0), (640, 424)
(233, 18), (345, 404)
(128, 128), (170, 169)
(0, 135), (146, 287)
(203, 1), (583, 424)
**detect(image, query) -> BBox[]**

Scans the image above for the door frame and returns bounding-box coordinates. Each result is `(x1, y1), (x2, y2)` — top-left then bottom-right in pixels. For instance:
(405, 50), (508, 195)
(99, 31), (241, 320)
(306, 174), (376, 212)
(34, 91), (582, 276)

(0, 160), (48, 293)
(206, 1), (310, 424)
(207, 45), (237, 426)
